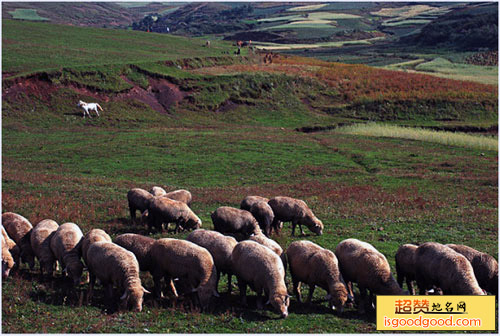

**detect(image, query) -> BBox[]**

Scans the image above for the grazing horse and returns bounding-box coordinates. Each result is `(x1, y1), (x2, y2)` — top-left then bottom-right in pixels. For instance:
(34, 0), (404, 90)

(77, 100), (103, 118)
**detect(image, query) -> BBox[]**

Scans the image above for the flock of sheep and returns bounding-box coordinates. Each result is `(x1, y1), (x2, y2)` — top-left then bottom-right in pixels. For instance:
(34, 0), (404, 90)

(1, 185), (498, 318)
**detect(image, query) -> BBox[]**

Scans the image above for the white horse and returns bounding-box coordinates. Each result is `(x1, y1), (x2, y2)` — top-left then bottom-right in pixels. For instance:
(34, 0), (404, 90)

(77, 100), (103, 118)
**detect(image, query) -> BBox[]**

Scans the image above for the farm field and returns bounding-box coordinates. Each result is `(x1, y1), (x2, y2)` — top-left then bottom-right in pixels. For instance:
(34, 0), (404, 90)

(2, 19), (498, 333)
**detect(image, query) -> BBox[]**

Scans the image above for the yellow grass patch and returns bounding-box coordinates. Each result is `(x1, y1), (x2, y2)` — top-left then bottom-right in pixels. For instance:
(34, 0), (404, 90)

(371, 5), (448, 18)
(288, 4), (328, 12)
(337, 123), (498, 151)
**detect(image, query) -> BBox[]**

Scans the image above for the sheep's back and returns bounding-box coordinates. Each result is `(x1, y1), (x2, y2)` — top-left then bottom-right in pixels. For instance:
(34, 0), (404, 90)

(114, 233), (156, 272)
(2, 212), (32, 244)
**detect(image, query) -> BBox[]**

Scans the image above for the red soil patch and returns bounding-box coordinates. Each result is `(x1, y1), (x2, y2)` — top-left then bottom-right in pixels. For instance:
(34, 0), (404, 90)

(3, 76), (58, 103)
(117, 76), (185, 114)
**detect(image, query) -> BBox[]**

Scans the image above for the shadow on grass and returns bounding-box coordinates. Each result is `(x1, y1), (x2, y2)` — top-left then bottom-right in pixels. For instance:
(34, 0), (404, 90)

(106, 217), (150, 236)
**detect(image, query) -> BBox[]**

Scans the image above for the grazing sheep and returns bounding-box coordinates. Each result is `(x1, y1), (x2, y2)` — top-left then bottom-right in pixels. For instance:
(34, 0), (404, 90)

(81, 229), (112, 266)
(186, 229), (237, 294)
(231, 240), (290, 318)
(147, 197), (201, 233)
(1, 233), (15, 278)
(287, 240), (348, 313)
(30, 219), (59, 277)
(446, 244), (498, 294)
(163, 189), (193, 206)
(249, 202), (275, 237)
(127, 188), (154, 220)
(415, 242), (484, 295)
(150, 238), (218, 309)
(87, 241), (149, 312)
(395, 244), (418, 295)
(212, 207), (261, 240)
(2, 212), (35, 269)
(1, 225), (20, 268)
(268, 196), (323, 236)
(240, 196), (269, 211)
(335, 238), (404, 313)
(248, 233), (287, 274)
(150, 186), (167, 197)
(114, 233), (156, 274)
(50, 223), (84, 286)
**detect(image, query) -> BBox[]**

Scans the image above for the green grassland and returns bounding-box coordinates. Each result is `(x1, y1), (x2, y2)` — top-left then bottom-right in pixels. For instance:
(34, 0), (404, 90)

(2, 20), (498, 333)
(7, 9), (49, 21)
(2, 20), (236, 77)
(384, 57), (498, 85)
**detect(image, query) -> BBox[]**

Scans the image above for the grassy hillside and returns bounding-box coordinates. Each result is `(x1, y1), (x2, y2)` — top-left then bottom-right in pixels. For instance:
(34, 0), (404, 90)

(2, 20), (498, 333)
(2, 19), (236, 77)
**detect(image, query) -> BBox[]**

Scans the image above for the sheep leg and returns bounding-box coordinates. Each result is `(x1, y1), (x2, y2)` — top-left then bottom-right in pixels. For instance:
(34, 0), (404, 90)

(129, 204), (136, 221)
(291, 221), (297, 236)
(358, 286), (368, 315)
(237, 278), (248, 306)
(86, 272), (96, 304)
(306, 284), (315, 304)
(292, 278), (302, 303)
(407, 278), (415, 296)
(416, 276), (427, 295)
(153, 271), (163, 298)
(256, 289), (264, 310)
(165, 276), (178, 298)
(227, 273), (232, 294)
(271, 218), (281, 236)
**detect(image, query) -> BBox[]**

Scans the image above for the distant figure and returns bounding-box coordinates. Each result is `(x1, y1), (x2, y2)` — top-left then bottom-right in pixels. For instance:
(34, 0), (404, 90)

(77, 100), (103, 118)
(237, 40), (243, 48)
(206, 40), (211, 48)
(236, 48), (241, 55)
(166, 27), (170, 33)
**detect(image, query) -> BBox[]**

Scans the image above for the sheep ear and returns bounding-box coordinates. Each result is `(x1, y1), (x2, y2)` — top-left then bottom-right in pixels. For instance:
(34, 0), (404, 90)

(142, 287), (151, 294)
(285, 294), (291, 299)
(120, 291), (128, 300)
(265, 299), (270, 305)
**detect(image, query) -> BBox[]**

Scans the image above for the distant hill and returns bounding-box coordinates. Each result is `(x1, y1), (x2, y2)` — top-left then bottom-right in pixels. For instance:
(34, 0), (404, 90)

(1, 2), (178, 27)
(400, 2), (498, 51)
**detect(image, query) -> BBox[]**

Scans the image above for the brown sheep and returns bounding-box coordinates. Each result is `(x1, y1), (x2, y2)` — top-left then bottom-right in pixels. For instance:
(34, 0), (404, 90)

(1, 233), (15, 278)
(2, 212), (35, 269)
(287, 240), (348, 313)
(50, 223), (84, 286)
(150, 238), (218, 309)
(186, 229), (237, 294)
(415, 242), (484, 295)
(81, 229), (112, 267)
(335, 238), (404, 314)
(1, 224), (20, 268)
(395, 244), (418, 295)
(163, 189), (192, 206)
(127, 188), (154, 220)
(150, 186), (167, 197)
(268, 196), (323, 236)
(30, 219), (59, 277)
(231, 240), (290, 318)
(147, 197), (201, 233)
(114, 233), (156, 274)
(87, 241), (150, 312)
(240, 196), (269, 211)
(446, 244), (498, 295)
(211, 207), (261, 240)
(249, 202), (275, 237)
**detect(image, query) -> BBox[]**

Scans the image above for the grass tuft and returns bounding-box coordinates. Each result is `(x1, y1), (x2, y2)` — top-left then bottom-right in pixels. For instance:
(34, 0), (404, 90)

(336, 123), (498, 151)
